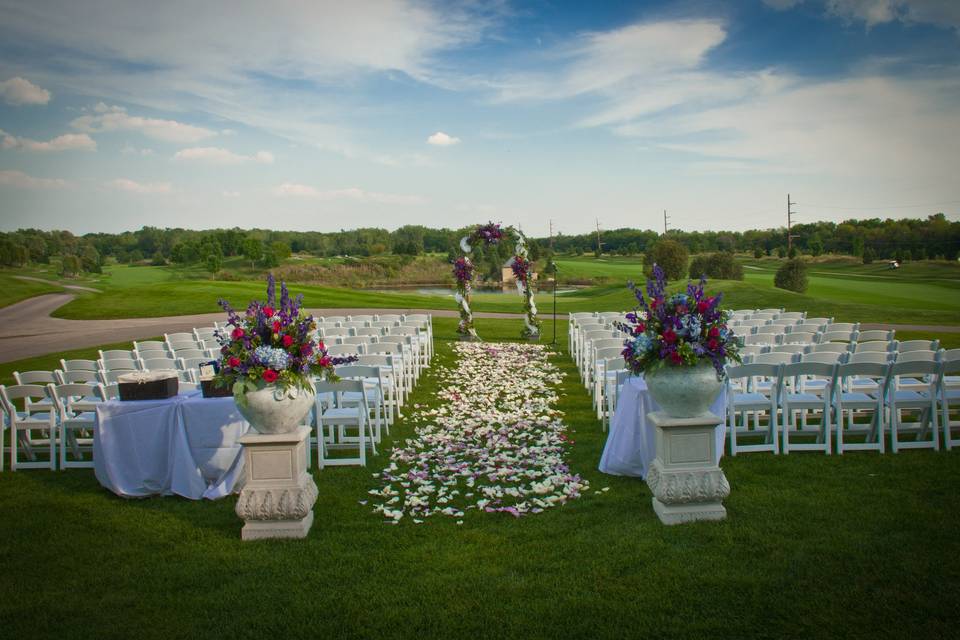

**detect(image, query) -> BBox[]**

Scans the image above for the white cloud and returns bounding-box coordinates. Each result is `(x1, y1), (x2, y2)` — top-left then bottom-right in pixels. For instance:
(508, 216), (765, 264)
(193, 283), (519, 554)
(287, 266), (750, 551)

(0, 169), (69, 189)
(173, 146), (274, 164)
(0, 129), (96, 151)
(0, 76), (50, 105)
(426, 131), (461, 146)
(72, 103), (215, 143)
(770, 1), (960, 30)
(274, 183), (425, 204)
(121, 145), (155, 156)
(105, 178), (172, 194)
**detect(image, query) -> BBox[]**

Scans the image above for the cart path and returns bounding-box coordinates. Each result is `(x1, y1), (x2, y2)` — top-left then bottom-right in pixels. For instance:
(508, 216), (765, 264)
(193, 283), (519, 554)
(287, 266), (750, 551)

(0, 293), (957, 364)
(13, 275), (102, 293)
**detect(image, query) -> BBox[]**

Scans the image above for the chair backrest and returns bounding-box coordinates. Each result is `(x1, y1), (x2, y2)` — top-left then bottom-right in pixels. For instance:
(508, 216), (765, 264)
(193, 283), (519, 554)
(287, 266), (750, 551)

(783, 332), (817, 345)
(141, 356), (178, 370)
(782, 361), (838, 395)
(326, 344), (362, 357)
(889, 359), (940, 382)
(819, 331), (855, 343)
(739, 319), (769, 328)
(944, 349), (960, 363)
(100, 349), (136, 361)
(755, 325), (782, 335)
(895, 350), (938, 363)
(356, 354), (395, 369)
(391, 327), (420, 337)
(342, 321), (369, 329)
(770, 344), (807, 355)
(836, 361), (890, 387)
(739, 345), (768, 358)
(725, 363), (783, 390)
(594, 346), (624, 362)
(592, 338), (625, 353)
(320, 327), (350, 337)
(802, 351), (846, 364)
(172, 348), (206, 359)
(321, 316), (347, 323)
(56, 369), (99, 384)
(583, 329), (618, 342)
(179, 357), (210, 370)
(777, 311), (806, 321)
(48, 383), (105, 415)
(98, 370), (138, 384)
(100, 357), (141, 371)
(165, 332), (195, 343)
(61, 358), (98, 372)
(371, 321), (398, 329)
(751, 313), (778, 322)
(897, 339), (939, 353)
(793, 324), (824, 334)
(341, 336), (377, 346)
(752, 352), (798, 365)
(847, 351), (892, 365)
(743, 334), (778, 346)
(376, 314), (403, 323)
(828, 322), (858, 333)
(756, 308), (784, 315)
(348, 315), (375, 323)
(811, 343), (851, 354)
(13, 370), (56, 385)
(854, 341), (894, 353)
(804, 317), (832, 325)
(354, 327), (385, 337)
(335, 364), (381, 380)
(314, 379), (366, 401)
(856, 329), (894, 342)
(134, 340), (169, 354)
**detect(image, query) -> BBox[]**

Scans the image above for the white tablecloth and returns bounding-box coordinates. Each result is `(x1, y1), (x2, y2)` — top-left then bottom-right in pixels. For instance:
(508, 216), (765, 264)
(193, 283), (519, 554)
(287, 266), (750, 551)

(599, 376), (727, 478)
(94, 393), (249, 500)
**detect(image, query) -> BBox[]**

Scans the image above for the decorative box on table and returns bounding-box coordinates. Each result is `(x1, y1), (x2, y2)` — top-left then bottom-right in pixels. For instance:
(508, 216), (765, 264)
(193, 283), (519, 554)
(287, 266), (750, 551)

(118, 371), (179, 401)
(200, 377), (232, 398)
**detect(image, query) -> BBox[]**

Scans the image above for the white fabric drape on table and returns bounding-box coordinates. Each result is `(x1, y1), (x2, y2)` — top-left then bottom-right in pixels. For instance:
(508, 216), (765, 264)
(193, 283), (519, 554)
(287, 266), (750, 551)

(94, 393), (248, 500)
(599, 375), (726, 478)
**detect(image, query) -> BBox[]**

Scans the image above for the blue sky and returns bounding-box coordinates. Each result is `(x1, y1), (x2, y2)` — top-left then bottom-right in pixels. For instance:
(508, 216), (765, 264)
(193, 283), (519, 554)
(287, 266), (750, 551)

(0, 0), (958, 236)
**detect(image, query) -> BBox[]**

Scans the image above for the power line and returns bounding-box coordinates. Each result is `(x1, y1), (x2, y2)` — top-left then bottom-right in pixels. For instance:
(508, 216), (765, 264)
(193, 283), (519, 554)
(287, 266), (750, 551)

(799, 199), (960, 210)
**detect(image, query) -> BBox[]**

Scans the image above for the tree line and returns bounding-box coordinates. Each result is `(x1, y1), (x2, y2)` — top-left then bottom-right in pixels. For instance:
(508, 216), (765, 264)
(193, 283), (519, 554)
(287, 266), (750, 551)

(0, 215), (956, 274)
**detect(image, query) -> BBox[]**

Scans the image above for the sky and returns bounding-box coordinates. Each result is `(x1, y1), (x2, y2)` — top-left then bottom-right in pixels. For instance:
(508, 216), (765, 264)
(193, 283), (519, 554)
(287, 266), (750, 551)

(0, 0), (959, 237)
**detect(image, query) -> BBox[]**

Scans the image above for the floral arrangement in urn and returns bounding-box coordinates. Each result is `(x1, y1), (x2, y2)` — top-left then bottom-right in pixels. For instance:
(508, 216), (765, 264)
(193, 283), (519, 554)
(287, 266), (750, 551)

(621, 265), (740, 377)
(214, 275), (355, 404)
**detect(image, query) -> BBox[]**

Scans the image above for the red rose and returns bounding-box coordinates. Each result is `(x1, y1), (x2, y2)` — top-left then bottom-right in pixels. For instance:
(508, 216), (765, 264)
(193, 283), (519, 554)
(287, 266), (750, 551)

(282, 334), (294, 347)
(272, 321), (281, 333)
(231, 327), (245, 340)
(709, 326), (719, 338)
(263, 306), (274, 317)
(669, 351), (682, 364)
(228, 356), (241, 368)
(317, 341), (326, 351)
(697, 300), (709, 313)
(707, 338), (719, 351)
(662, 329), (677, 344)
(262, 369), (278, 383)
(319, 356), (331, 367)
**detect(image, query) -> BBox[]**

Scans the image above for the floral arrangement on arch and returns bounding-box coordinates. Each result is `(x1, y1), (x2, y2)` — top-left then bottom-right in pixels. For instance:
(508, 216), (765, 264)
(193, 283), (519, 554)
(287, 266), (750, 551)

(620, 265), (739, 378)
(213, 275), (356, 403)
(452, 221), (540, 340)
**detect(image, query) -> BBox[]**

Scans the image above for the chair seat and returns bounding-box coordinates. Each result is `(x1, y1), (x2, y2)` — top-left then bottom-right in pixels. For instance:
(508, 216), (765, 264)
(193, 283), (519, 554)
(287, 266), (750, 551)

(731, 393), (771, 409)
(321, 408), (363, 421)
(887, 390), (933, 405)
(783, 392), (825, 406)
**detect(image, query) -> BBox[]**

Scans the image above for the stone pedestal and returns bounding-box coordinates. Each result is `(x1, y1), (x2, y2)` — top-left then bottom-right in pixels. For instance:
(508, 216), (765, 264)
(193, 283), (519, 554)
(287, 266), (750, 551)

(235, 426), (318, 541)
(645, 411), (730, 525)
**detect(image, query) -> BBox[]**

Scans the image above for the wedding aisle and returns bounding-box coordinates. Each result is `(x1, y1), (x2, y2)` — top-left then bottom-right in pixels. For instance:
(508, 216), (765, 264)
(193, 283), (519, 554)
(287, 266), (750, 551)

(369, 342), (589, 523)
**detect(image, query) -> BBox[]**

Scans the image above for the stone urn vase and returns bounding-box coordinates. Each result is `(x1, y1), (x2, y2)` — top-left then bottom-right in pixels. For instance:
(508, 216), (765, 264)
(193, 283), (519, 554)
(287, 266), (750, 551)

(235, 382), (315, 434)
(644, 360), (722, 418)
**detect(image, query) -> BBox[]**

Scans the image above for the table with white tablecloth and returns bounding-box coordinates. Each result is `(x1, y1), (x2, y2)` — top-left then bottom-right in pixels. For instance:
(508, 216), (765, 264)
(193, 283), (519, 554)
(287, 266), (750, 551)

(94, 393), (249, 500)
(599, 376), (727, 479)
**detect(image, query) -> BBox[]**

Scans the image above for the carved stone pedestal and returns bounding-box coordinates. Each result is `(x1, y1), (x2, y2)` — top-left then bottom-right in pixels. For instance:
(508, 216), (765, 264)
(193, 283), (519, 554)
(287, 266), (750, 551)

(646, 411), (730, 525)
(235, 426), (318, 541)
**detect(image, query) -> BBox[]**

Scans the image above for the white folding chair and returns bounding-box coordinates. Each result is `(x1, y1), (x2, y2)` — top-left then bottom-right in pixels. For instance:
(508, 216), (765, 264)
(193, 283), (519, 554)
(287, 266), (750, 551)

(854, 341), (895, 353)
(833, 361), (889, 454)
(887, 360), (940, 453)
(55, 369), (99, 384)
(780, 362), (837, 454)
(940, 358), (960, 450)
(314, 379), (376, 467)
(142, 356), (179, 371)
(898, 339), (939, 353)
(61, 359), (98, 373)
(856, 330), (894, 343)
(48, 382), (104, 469)
(134, 340), (169, 355)
(356, 355), (400, 423)
(0, 384), (56, 470)
(13, 371), (57, 415)
(725, 363), (783, 455)
(99, 349), (137, 361)
(335, 365), (387, 441)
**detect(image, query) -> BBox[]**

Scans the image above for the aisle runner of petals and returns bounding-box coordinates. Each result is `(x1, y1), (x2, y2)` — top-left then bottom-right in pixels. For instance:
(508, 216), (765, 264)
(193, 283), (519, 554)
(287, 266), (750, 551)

(369, 342), (589, 524)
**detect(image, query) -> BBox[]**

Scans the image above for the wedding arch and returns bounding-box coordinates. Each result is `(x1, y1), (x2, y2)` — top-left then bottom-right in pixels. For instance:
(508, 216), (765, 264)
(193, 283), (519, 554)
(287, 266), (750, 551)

(452, 222), (541, 341)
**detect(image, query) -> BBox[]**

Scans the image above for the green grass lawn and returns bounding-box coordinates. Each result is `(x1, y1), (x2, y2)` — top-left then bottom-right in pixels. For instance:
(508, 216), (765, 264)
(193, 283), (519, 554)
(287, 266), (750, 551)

(1, 317), (959, 639)
(0, 273), (64, 308)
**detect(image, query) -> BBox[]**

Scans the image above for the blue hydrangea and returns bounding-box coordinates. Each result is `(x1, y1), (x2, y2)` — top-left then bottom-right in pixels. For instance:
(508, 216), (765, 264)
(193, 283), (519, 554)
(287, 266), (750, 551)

(633, 334), (654, 353)
(679, 314), (701, 338)
(253, 346), (290, 370)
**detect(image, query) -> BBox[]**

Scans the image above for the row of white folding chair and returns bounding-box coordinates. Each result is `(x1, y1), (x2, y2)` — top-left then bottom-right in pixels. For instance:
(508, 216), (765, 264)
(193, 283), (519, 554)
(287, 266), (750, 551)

(578, 326), (622, 386)
(327, 341), (415, 407)
(313, 373), (379, 468)
(725, 358), (955, 455)
(0, 382), (108, 470)
(568, 312), (624, 361)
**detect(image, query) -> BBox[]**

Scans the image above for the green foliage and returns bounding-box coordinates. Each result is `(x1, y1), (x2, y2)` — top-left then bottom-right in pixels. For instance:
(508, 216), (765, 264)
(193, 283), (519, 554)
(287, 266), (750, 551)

(753, 247), (763, 259)
(242, 237), (262, 268)
(206, 253), (222, 276)
(270, 241), (291, 261)
(808, 235), (824, 257)
(774, 258), (808, 293)
(60, 254), (82, 276)
(150, 251), (166, 266)
(688, 252), (744, 281)
(863, 247), (877, 264)
(776, 246), (786, 258)
(643, 239), (689, 281)
(393, 225), (426, 255)
(788, 245), (798, 259)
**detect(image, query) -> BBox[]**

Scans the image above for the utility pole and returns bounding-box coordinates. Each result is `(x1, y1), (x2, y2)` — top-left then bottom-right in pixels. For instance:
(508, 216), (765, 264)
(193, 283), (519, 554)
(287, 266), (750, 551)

(595, 218), (602, 256)
(787, 194), (798, 253)
(663, 209), (670, 235)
